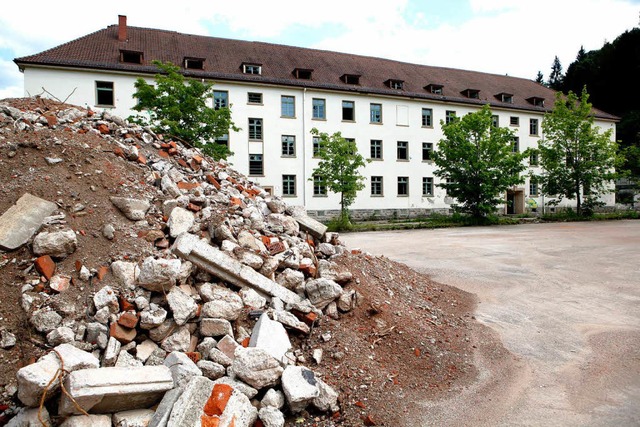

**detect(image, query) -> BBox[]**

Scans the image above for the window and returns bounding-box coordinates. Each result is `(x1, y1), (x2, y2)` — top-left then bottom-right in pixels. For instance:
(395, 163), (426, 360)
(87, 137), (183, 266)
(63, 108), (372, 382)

(512, 137), (520, 153)
(497, 93), (513, 103)
(184, 57), (204, 70)
(387, 79), (404, 90)
(281, 95), (295, 118)
(530, 118), (539, 135)
(213, 91), (228, 109)
(425, 84), (443, 94)
(249, 154), (263, 176)
(371, 176), (383, 196)
(312, 98), (326, 120)
(293, 68), (313, 79)
(370, 103), (382, 123)
(312, 136), (322, 157)
(397, 141), (408, 160)
(422, 177), (434, 196)
(282, 175), (296, 196)
(422, 142), (433, 161)
(530, 151), (539, 166)
(397, 177), (409, 196)
(421, 108), (433, 127)
(248, 118), (263, 140)
(215, 134), (229, 149)
(370, 140), (382, 160)
(120, 50), (142, 64)
(445, 110), (456, 124)
(492, 115), (499, 127)
(341, 74), (360, 85)
(527, 97), (545, 107)
(96, 81), (114, 106)
(248, 92), (263, 104)
(529, 182), (539, 196)
(243, 64), (261, 74)
(510, 116), (520, 126)
(461, 89), (480, 99)
(313, 175), (327, 196)
(342, 101), (355, 121)
(281, 135), (295, 157)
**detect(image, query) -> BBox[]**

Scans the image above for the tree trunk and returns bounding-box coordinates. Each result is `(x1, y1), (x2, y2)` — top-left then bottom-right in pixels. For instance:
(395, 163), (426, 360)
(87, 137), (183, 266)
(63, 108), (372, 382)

(576, 180), (582, 216)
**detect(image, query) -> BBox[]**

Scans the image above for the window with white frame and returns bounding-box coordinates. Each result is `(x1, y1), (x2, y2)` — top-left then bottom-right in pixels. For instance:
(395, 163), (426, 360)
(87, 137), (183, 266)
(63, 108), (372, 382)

(243, 64), (261, 74)
(529, 182), (539, 196)
(282, 175), (296, 196)
(281, 95), (295, 118)
(248, 118), (263, 140)
(370, 103), (382, 123)
(510, 116), (520, 126)
(96, 81), (114, 106)
(248, 92), (263, 104)
(281, 135), (295, 157)
(312, 98), (326, 119)
(421, 108), (433, 127)
(342, 101), (355, 121)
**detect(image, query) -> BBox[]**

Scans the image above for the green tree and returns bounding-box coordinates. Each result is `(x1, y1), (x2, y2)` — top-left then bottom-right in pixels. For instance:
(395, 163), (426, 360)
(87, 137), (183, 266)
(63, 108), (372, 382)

(310, 128), (370, 226)
(130, 61), (237, 160)
(535, 71), (545, 85)
(548, 55), (564, 90)
(538, 87), (620, 216)
(433, 105), (527, 219)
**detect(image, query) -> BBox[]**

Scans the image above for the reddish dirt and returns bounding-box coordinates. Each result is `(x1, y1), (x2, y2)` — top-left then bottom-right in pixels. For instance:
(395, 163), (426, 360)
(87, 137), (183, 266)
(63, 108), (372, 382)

(0, 98), (507, 426)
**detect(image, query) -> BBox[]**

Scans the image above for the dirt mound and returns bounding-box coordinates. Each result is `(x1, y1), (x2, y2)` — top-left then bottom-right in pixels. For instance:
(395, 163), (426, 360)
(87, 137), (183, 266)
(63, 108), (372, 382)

(0, 97), (483, 426)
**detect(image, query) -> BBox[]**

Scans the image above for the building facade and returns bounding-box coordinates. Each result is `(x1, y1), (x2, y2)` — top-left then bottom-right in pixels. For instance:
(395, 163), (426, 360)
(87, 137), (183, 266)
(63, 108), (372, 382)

(15, 16), (618, 219)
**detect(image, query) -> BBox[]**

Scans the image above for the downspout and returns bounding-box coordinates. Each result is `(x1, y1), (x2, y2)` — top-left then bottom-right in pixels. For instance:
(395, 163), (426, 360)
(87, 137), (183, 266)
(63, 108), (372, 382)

(302, 87), (307, 208)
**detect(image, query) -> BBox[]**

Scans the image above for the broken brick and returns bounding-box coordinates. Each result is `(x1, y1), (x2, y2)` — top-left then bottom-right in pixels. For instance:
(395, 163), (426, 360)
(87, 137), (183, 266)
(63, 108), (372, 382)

(187, 203), (201, 212)
(158, 150), (169, 158)
(200, 415), (220, 427)
(177, 181), (199, 191)
(227, 176), (237, 185)
(75, 260), (82, 272)
(109, 322), (136, 344)
(192, 155), (203, 164)
(177, 158), (189, 168)
(205, 175), (222, 190)
(203, 383), (233, 417)
(119, 297), (136, 312)
(168, 147), (178, 156)
(34, 255), (56, 280)
(363, 414), (377, 426)
(229, 197), (243, 207)
(97, 124), (110, 134)
(189, 159), (201, 171)
(117, 311), (139, 329)
(268, 241), (286, 255)
(96, 266), (109, 281)
(137, 154), (147, 165)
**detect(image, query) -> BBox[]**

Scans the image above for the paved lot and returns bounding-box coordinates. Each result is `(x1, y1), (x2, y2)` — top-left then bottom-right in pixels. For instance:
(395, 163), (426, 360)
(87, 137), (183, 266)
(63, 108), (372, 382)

(342, 221), (640, 426)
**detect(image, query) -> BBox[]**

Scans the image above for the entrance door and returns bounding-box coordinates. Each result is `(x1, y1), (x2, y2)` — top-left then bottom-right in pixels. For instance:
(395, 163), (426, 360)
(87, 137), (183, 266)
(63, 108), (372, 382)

(506, 190), (525, 214)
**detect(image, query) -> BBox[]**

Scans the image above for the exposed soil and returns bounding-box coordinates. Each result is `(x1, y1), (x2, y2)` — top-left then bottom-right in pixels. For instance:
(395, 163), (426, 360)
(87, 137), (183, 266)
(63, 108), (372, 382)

(0, 98), (508, 426)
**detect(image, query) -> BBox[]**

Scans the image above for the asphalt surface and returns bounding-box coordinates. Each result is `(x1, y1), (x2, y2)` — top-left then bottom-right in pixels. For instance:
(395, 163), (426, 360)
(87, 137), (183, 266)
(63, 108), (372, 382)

(342, 220), (640, 426)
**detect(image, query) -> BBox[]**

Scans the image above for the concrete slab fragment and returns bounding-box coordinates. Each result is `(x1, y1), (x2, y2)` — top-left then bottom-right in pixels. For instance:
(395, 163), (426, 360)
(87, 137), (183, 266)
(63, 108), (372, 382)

(59, 414), (111, 427)
(0, 193), (57, 251)
(249, 313), (291, 363)
(167, 376), (214, 427)
(148, 388), (182, 427)
(292, 214), (327, 239)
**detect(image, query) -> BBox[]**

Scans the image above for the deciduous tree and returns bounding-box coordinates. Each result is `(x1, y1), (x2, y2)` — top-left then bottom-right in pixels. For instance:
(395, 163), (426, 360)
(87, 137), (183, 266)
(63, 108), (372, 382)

(433, 105), (527, 219)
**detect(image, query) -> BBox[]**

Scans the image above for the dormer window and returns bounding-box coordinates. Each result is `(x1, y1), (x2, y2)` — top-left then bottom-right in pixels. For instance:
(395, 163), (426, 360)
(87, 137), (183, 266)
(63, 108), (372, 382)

(461, 89), (480, 99)
(496, 92), (514, 103)
(184, 57), (205, 70)
(120, 50), (142, 64)
(293, 68), (313, 80)
(243, 63), (262, 75)
(425, 84), (444, 95)
(526, 97), (545, 107)
(386, 79), (404, 90)
(341, 74), (361, 85)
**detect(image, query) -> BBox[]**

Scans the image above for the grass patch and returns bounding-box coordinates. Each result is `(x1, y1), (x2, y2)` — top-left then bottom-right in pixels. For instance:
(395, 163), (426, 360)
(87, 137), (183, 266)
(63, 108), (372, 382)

(541, 209), (639, 222)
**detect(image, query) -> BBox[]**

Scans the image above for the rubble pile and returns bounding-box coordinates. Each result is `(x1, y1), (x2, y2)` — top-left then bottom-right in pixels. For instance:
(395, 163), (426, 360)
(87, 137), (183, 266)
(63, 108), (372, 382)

(0, 101), (361, 426)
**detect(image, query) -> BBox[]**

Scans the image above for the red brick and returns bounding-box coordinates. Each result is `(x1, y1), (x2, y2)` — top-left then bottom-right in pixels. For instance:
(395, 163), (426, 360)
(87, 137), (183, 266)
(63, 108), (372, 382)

(200, 415), (220, 427)
(206, 175), (222, 190)
(96, 266), (109, 281)
(187, 203), (201, 212)
(97, 124), (110, 134)
(44, 114), (58, 127)
(177, 158), (189, 168)
(241, 337), (250, 348)
(158, 150), (169, 158)
(117, 311), (139, 329)
(230, 197), (243, 207)
(34, 256), (56, 280)
(75, 260), (82, 272)
(109, 322), (136, 344)
(177, 181), (199, 190)
(192, 155), (203, 164)
(203, 383), (233, 416)
(119, 297), (136, 312)
(226, 176), (237, 185)
(169, 141), (177, 148)
(137, 155), (147, 165)
(268, 241), (286, 255)
(363, 414), (377, 426)
(185, 352), (201, 364)
(189, 159), (201, 171)
(168, 147), (178, 156)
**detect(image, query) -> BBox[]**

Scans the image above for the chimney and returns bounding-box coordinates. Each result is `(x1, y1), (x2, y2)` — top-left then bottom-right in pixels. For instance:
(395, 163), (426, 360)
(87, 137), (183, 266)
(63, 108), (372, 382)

(118, 15), (127, 42)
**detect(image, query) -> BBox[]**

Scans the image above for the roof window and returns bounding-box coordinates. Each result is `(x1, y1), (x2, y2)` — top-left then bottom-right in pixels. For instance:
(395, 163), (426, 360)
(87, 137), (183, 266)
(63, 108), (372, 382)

(293, 68), (313, 80)
(425, 84), (444, 95)
(496, 92), (514, 103)
(341, 74), (361, 85)
(386, 79), (404, 90)
(526, 96), (545, 107)
(242, 63), (262, 75)
(120, 50), (143, 64)
(461, 89), (480, 99)
(184, 57), (205, 70)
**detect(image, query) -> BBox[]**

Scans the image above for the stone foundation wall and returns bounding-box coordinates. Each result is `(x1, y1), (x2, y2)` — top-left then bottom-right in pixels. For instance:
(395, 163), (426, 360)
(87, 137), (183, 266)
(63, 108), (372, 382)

(307, 208), (452, 222)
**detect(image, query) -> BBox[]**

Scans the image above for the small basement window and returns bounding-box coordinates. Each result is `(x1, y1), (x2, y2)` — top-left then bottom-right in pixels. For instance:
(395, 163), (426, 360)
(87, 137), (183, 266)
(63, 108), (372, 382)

(120, 50), (142, 64)
(243, 63), (262, 75)
(341, 74), (361, 85)
(184, 57), (205, 70)
(461, 89), (480, 99)
(293, 68), (313, 80)
(425, 84), (444, 95)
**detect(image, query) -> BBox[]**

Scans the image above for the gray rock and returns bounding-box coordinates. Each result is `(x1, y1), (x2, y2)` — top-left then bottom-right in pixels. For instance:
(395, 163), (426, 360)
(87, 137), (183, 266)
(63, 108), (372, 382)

(140, 304), (167, 330)
(200, 318), (234, 338)
(212, 376), (258, 399)
(164, 351), (202, 389)
(112, 409), (155, 427)
(237, 229), (267, 252)
(59, 414), (111, 427)
(135, 339), (159, 363)
(293, 213), (327, 239)
(219, 388), (259, 427)
(30, 309), (62, 333)
(167, 376), (213, 427)
(235, 247), (264, 270)
(161, 174), (181, 198)
(46, 326), (74, 346)
(6, 407), (51, 426)
(281, 365), (319, 413)
(167, 287), (198, 325)
(249, 313), (292, 363)
(160, 325), (191, 352)
(318, 259), (353, 283)
(266, 214), (299, 236)
(93, 285), (119, 313)
(115, 350), (143, 368)
(148, 388), (181, 427)
(0, 193), (57, 251)
(93, 306), (111, 324)
(266, 198), (287, 214)
(197, 360), (226, 380)
(276, 268), (305, 291)
(217, 334), (241, 361)
(148, 319), (177, 342)
(111, 261), (139, 289)
(231, 347), (284, 390)
(137, 257), (181, 292)
(103, 336), (121, 366)
(102, 223), (115, 240)
(261, 388), (286, 409)
(239, 288), (267, 309)
(33, 229), (77, 258)
(110, 197), (150, 221)
(206, 347), (233, 367)
(313, 378), (340, 412)
(0, 329), (17, 348)
(85, 322), (108, 349)
(272, 310), (310, 334)
(259, 406), (285, 427)
(167, 207), (195, 238)
(316, 242), (336, 257)
(305, 278), (343, 310)
(337, 289), (359, 312)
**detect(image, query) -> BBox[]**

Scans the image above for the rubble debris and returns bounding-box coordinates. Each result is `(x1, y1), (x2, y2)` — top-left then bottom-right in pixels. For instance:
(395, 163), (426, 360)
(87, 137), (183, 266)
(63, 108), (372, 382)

(0, 193), (57, 251)
(32, 229), (77, 259)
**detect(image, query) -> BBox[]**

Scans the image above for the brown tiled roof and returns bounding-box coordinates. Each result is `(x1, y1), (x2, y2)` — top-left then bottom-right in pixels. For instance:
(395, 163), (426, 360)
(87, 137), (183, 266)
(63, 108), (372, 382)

(15, 23), (618, 120)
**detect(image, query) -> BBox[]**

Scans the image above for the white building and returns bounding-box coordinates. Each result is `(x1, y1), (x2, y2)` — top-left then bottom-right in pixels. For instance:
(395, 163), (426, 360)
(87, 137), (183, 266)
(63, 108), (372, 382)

(14, 16), (618, 219)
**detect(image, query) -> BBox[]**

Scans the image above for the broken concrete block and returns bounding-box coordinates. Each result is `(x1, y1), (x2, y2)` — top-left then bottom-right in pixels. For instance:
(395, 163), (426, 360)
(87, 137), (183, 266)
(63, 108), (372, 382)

(218, 387), (259, 427)
(164, 351), (203, 389)
(276, 268), (304, 291)
(304, 278), (343, 310)
(231, 347), (284, 390)
(17, 343), (99, 407)
(160, 325), (191, 352)
(317, 259), (352, 283)
(149, 319), (177, 342)
(46, 326), (74, 346)
(49, 274), (71, 293)
(237, 229), (267, 253)
(200, 318), (234, 338)
(258, 406), (285, 427)
(0, 193), (57, 251)
(30, 308), (62, 334)
(86, 322), (108, 349)
(249, 313), (291, 363)
(281, 365), (319, 413)
(266, 213), (299, 236)
(110, 197), (150, 221)
(0, 329), (17, 349)
(316, 242), (336, 258)
(212, 377), (258, 399)
(217, 335), (241, 361)
(59, 414), (111, 427)
(167, 376), (214, 427)
(234, 247), (264, 270)
(116, 350), (143, 368)
(161, 174), (181, 198)
(272, 310), (311, 334)
(167, 206), (195, 238)
(93, 285), (119, 313)
(261, 388), (286, 409)
(103, 336), (121, 366)
(198, 360), (226, 380)
(112, 409), (155, 427)
(292, 213), (327, 239)
(207, 348), (233, 368)
(137, 257), (181, 293)
(148, 388), (182, 427)
(167, 287), (198, 325)
(172, 233), (303, 305)
(110, 261), (140, 289)
(202, 298), (242, 321)
(135, 339), (159, 363)
(337, 289), (359, 312)
(140, 304), (167, 329)
(312, 377), (340, 412)
(59, 365), (174, 415)
(239, 288), (266, 309)
(6, 407), (51, 426)
(33, 229), (77, 258)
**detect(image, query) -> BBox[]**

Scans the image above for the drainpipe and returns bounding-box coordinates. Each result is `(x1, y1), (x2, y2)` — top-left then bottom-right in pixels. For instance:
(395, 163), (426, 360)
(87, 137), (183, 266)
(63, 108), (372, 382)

(302, 87), (307, 208)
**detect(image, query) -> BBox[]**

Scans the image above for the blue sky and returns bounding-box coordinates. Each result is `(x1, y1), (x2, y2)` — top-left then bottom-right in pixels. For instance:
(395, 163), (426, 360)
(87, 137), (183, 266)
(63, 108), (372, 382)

(1, 0), (639, 98)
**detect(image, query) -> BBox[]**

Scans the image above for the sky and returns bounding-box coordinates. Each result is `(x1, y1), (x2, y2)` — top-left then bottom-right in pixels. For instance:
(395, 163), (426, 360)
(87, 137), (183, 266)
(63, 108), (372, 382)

(1, 0), (639, 99)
